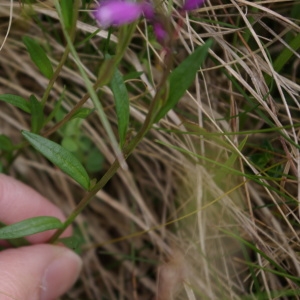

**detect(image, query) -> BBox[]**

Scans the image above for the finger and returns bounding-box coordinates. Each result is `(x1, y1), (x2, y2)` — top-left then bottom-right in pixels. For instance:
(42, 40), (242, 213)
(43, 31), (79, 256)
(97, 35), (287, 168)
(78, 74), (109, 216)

(0, 174), (72, 243)
(0, 244), (82, 300)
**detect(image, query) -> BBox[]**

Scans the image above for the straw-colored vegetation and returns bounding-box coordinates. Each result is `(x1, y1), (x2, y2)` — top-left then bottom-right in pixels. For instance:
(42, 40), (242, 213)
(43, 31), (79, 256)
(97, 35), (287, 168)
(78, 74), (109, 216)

(0, 0), (300, 299)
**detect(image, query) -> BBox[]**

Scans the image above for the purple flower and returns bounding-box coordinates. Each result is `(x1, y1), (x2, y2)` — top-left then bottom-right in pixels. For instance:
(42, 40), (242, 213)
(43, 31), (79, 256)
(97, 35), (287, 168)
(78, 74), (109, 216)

(93, 1), (143, 28)
(141, 1), (155, 20)
(182, 0), (205, 11)
(153, 22), (168, 44)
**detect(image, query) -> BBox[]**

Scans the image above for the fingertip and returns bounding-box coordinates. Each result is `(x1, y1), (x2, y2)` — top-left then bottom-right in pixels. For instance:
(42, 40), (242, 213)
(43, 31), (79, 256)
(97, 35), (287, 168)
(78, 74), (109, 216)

(41, 247), (82, 300)
(0, 244), (82, 300)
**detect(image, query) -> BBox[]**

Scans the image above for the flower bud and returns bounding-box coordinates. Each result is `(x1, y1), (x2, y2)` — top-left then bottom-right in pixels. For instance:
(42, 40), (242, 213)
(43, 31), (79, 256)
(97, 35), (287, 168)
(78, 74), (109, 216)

(182, 0), (205, 11)
(141, 1), (155, 20)
(93, 1), (143, 28)
(153, 21), (168, 45)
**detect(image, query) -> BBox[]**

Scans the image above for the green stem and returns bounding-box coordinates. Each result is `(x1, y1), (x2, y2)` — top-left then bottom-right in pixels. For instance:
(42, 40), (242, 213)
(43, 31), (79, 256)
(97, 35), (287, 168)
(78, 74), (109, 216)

(49, 56), (173, 243)
(41, 47), (70, 107)
(49, 104), (153, 243)
(42, 11), (137, 138)
(41, 0), (80, 107)
(49, 132), (145, 243)
(43, 64), (114, 137)
(49, 2), (174, 244)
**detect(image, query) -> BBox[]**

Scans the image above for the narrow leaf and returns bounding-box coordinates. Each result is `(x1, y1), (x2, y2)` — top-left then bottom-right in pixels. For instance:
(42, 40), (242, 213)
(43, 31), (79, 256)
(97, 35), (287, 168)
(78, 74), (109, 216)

(0, 221), (30, 247)
(70, 107), (94, 120)
(111, 68), (130, 147)
(0, 216), (63, 239)
(155, 39), (212, 122)
(59, 236), (81, 254)
(22, 131), (90, 190)
(61, 0), (74, 30)
(23, 36), (53, 79)
(273, 33), (300, 73)
(29, 95), (44, 133)
(123, 71), (144, 81)
(58, 226), (85, 254)
(0, 94), (31, 113)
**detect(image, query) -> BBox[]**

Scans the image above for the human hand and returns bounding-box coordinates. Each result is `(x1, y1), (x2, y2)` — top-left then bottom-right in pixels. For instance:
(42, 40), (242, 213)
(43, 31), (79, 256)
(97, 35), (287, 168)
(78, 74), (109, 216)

(0, 174), (82, 300)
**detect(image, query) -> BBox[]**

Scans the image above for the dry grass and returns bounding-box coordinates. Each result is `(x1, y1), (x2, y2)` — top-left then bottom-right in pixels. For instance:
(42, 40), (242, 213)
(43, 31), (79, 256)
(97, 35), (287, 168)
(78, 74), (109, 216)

(1, 0), (300, 299)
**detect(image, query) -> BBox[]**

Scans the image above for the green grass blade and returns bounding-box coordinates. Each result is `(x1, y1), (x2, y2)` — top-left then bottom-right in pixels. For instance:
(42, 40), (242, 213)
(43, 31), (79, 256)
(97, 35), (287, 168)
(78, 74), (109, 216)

(273, 33), (300, 73)
(22, 131), (90, 190)
(221, 229), (300, 287)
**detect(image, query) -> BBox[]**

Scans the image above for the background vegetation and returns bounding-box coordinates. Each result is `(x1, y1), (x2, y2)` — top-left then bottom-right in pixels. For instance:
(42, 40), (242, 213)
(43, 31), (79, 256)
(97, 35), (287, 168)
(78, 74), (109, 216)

(0, 0), (300, 299)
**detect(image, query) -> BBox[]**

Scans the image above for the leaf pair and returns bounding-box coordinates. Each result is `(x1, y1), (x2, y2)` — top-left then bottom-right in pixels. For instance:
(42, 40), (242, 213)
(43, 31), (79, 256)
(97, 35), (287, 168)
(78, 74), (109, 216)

(111, 39), (212, 147)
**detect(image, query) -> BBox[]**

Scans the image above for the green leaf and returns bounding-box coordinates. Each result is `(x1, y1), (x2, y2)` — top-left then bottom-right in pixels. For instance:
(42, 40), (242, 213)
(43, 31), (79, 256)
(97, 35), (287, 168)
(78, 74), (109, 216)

(273, 33), (300, 73)
(111, 68), (130, 147)
(86, 147), (104, 173)
(0, 94), (31, 113)
(0, 216), (63, 239)
(70, 107), (94, 120)
(60, 0), (74, 30)
(29, 95), (44, 133)
(155, 39), (212, 122)
(58, 226), (85, 254)
(291, 1), (300, 19)
(0, 221), (30, 247)
(23, 36), (53, 79)
(0, 135), (13, 151)
(22, 131), (90, 190)
(123, 71), (144, 81)
(59, 236), (81, 254)
(59, 236), (79, 250)
(61, 136), (79, 152)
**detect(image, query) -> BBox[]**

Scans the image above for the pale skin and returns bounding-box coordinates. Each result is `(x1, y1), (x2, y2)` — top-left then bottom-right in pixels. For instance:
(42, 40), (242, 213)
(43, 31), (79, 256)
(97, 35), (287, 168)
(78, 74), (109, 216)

(0, 174), (82, 300)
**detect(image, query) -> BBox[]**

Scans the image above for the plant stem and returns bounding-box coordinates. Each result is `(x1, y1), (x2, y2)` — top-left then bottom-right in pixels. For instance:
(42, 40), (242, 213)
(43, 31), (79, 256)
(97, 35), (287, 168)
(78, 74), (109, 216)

(49, 56), (173, 243)
(41, 0), (80, 107)
(49, 2), (174, 244)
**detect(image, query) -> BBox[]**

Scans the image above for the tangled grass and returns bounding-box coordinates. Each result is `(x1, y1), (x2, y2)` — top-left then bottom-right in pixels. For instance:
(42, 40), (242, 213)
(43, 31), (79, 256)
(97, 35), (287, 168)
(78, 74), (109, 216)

(1, 0), (300, 299)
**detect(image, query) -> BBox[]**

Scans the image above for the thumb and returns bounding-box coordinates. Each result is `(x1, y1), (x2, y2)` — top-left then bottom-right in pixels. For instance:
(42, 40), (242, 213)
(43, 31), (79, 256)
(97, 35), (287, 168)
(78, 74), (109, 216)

(0, 244), (82, 300)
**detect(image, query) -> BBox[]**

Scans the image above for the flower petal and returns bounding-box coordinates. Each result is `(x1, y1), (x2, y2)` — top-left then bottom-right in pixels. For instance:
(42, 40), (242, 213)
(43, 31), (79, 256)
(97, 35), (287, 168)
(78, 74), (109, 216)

(153, 21), (168, 45)
(93, 1), (143, 27)
(182, 0), (205, 11)
(141, 1), (155, 20)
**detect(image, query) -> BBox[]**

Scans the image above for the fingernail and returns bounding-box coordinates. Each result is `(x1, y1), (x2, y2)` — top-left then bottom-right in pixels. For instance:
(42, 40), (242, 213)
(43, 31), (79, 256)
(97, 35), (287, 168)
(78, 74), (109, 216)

(41, 248), (82, 300)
